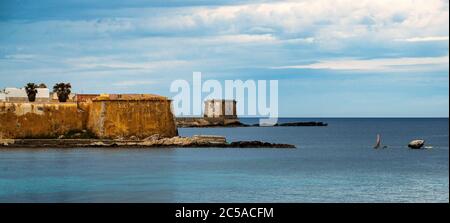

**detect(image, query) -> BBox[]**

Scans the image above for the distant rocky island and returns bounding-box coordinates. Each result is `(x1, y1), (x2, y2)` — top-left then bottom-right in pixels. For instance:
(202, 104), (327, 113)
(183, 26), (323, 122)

(176, 99), (328, 128)
(176, 117), (328, 128)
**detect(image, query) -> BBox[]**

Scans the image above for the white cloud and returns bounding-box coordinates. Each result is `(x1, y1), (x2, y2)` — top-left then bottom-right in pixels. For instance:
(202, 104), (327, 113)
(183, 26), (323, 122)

(152, 0), (449, 43)
(283, 37), (315, 44)
(3, 54), (36, 60)
(65, 57), (189, 70)
(2, 0), (448, 49)
(112, 80), (156, 87)
(273, 56), (449, 71)
(397, 36), (449, 42)
(211, 34), (277, 43)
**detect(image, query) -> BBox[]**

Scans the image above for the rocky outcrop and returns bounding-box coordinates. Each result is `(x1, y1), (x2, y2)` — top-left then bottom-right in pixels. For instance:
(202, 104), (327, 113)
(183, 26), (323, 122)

(176, 117), (328, 128)
(229, 141), (296, 148)
(252, 122), (328, 127)
(408, 139), (425, 149)
(192, 135), (227, 144)
(0, 135), (295, 149)
(0, 139), (15, 146)
(176, 117), (245, 127)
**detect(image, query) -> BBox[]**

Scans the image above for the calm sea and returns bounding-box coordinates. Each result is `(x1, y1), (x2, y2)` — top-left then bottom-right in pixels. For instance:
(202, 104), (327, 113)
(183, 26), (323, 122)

(0, 118), (448, 203)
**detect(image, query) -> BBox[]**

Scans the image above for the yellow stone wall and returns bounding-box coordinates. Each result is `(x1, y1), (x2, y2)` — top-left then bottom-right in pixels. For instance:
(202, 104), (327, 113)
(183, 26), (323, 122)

(87, 100), (177, 139)
(0, 102), (85, 139)
(0, 98), (178, 139)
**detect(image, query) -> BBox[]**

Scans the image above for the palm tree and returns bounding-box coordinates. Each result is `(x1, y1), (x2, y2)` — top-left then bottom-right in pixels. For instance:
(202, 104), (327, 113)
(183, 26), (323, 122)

(24, 83), (38, 102)
(38, 83), (47, 88)
(53, 83), (72, 102)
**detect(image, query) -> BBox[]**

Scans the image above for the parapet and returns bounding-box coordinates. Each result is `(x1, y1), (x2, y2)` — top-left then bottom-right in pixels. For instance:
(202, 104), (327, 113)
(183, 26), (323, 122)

(93, 94), (170, 101)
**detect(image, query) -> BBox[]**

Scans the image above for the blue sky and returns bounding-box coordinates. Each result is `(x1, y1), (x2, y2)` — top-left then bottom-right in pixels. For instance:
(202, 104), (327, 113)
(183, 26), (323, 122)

(0, 0), (448, 117)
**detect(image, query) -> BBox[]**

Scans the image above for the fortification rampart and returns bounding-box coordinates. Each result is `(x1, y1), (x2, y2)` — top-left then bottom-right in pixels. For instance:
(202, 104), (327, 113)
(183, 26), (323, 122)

(0, 94), (178, 139)
(87, 99), (177, 139)
(0, 102), (85, 139)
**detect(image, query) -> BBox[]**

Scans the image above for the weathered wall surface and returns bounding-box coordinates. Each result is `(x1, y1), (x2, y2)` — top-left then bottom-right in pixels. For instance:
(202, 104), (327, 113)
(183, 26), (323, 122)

(204, 100), (237, 118)
(0, 102), (85, 139)
(87, 100), (177, 139)
(1, 96), (178, 139)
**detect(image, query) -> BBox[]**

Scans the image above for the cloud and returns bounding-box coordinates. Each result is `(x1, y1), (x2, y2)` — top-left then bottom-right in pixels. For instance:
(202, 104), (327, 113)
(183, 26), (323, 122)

(283, 37), (315, 44)
(6, 0), (443, 45)
(112, 80), (156, 87)
(210, 34), (277, 43)
(64, 57), (189, 71)
(1, 0), (448, 53)
(273, 56), (450, 71)
(2, 54), (36, 60)
(396, 36), (449, 42)
(0, 0), (448, 117)
(144, 0), (449, 43)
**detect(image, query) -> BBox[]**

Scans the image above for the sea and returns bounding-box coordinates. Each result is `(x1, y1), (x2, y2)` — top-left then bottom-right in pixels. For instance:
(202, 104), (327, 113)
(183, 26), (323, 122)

(0, 118), (448, 203)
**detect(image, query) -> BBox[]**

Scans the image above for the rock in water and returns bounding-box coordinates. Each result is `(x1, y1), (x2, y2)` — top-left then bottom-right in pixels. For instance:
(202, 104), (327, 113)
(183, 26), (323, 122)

(193, 135), (227, 144)
(229, 141), (296, 148)
(408, 139), (425, 149)
(0, 139), (15, 146)
(129, 136), (139, 141)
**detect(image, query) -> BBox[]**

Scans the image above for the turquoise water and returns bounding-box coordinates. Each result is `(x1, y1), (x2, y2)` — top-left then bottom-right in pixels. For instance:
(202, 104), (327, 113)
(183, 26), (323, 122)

(0, 118), (448, 202)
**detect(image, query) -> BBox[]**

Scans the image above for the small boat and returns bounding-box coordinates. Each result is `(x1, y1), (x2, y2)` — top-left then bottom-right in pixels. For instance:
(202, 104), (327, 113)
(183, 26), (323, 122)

(374, 134), (381, 149)
(408, 139), (425, 149)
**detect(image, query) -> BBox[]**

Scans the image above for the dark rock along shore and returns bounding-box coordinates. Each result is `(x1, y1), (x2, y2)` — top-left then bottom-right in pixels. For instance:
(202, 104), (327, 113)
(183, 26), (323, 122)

(0, 136), (296, 149)
(175, 117), (328, 128)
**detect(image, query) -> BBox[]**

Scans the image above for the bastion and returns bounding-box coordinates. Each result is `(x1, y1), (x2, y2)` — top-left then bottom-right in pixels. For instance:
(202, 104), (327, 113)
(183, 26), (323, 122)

(87, 94), (177, 139)
(0, 94), (178, 139)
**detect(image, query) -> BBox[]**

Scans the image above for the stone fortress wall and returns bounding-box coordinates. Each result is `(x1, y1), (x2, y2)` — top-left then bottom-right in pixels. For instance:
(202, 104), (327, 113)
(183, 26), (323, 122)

(87, 94), (178, 139)
(0, 94), (178, 139)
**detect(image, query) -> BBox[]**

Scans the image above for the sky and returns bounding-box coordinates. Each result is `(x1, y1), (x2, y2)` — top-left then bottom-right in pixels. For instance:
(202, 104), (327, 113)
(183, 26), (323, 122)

(0, 0), (449, 117)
